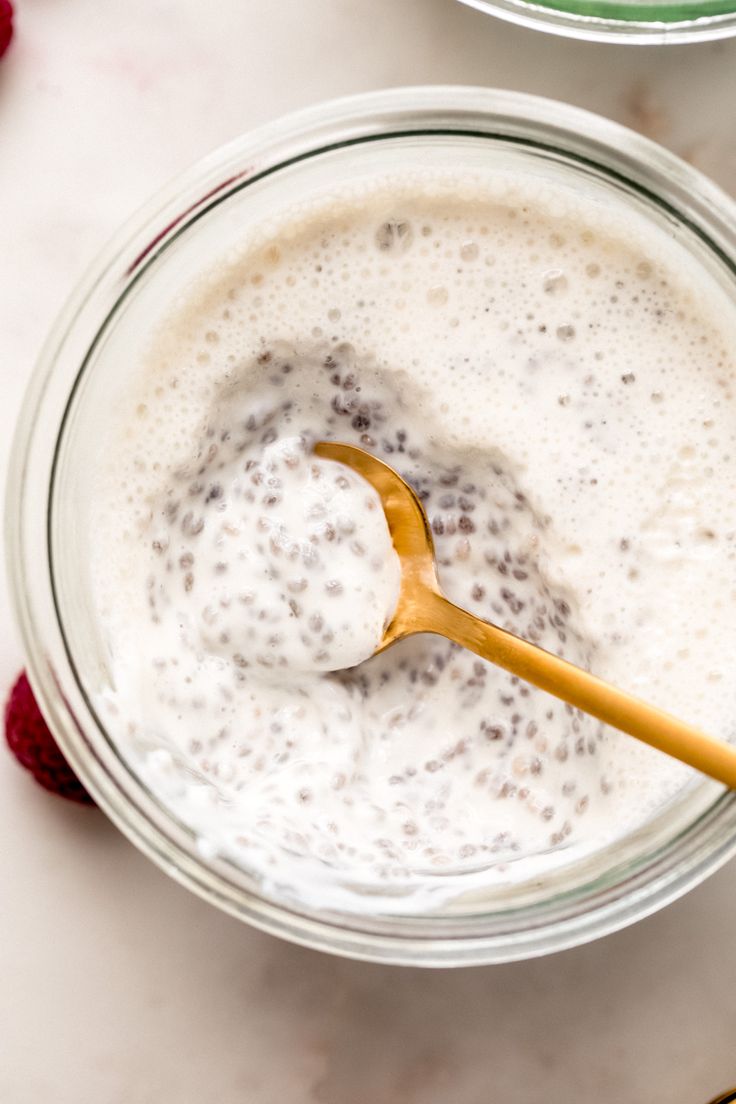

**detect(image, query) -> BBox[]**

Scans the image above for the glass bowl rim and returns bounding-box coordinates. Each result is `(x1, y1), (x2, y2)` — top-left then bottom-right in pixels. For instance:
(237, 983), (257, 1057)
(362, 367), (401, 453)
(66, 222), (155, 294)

(8, 85), (736, 966)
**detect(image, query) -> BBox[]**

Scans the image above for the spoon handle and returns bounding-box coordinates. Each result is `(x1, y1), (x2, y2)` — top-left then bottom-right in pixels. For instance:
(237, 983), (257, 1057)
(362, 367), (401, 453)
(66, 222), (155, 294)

(425, 591), (736, 788)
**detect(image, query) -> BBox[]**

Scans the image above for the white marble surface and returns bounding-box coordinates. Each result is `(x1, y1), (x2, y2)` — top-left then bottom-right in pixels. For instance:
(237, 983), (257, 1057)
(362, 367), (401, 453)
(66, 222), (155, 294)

(2, 2), (736, 1101)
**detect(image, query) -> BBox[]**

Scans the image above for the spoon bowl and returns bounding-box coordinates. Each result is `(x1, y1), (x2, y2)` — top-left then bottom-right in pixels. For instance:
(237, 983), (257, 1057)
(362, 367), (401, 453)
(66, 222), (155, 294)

(316, 439), (736, 790)
(316, 438), (440, 652)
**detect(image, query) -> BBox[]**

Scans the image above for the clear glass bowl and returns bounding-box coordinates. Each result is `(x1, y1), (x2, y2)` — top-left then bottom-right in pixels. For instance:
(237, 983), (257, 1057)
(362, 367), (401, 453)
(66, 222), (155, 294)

(457, 0), (736, 43)
(8, 86), (736, 967)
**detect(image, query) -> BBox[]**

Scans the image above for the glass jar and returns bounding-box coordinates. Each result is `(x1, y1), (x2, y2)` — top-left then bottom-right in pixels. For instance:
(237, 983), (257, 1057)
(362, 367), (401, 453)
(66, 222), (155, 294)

(457, 0), (736, 43)
(9, 86), (736, 967)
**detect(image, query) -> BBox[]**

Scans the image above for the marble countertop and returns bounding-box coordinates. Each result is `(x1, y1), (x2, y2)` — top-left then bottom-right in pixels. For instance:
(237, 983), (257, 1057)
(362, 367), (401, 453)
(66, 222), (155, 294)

(2, 2), (736, 1101)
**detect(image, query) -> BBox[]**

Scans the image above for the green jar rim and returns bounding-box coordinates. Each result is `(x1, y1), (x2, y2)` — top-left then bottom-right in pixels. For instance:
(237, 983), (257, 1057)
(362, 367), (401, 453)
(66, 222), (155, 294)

(458, 0), (736, 44)
(534, 0), (736, 20)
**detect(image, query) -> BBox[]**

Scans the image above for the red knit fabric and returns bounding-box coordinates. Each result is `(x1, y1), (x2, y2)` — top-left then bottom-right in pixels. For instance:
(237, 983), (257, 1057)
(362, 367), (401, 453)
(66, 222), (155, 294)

(0, 1), (13, 60)
(5, 672), (94, 804)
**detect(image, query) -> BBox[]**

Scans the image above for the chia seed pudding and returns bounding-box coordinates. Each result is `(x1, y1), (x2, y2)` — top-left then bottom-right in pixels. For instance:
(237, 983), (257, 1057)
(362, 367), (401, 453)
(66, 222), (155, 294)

(90, 169), (736, 912)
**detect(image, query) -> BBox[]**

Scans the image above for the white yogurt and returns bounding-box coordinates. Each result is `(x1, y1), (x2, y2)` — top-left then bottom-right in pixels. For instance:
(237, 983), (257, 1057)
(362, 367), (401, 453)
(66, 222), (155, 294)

(89, 168), (736, 912)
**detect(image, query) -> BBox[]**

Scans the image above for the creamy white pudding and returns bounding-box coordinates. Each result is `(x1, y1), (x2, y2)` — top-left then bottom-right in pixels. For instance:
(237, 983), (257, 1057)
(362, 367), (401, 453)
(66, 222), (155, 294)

(89, 169), (736, 912)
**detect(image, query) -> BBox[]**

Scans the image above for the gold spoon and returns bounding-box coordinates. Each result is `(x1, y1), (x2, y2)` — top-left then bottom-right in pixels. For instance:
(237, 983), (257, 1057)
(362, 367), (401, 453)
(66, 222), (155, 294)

(316, 440), (736, 789)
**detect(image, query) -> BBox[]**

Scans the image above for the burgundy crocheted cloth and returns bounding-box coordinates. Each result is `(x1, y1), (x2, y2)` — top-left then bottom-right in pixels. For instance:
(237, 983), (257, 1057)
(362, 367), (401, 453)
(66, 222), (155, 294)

(5, 672), (94, 804)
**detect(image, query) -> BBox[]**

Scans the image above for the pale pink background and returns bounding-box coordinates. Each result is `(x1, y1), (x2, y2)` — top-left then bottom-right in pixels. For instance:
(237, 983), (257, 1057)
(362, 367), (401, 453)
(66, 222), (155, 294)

(1, 3), (736, 1101)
